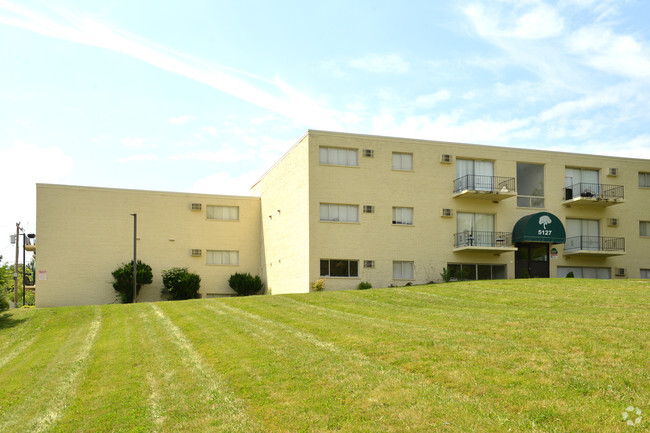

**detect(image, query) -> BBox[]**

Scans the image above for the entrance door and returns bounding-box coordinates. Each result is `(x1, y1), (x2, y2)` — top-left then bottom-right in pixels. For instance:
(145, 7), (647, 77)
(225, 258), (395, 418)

(515, 243), (550, 278)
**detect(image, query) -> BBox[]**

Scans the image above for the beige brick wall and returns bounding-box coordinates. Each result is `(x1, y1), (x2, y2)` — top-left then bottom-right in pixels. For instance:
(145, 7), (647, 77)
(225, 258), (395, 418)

(36, 184), (261, 307)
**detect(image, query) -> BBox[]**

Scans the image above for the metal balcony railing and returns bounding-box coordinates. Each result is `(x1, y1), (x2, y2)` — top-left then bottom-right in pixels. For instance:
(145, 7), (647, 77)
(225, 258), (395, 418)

(453, 175), (516, 194)
(563, 182), (624, 201)
(454, 231), (513, 248)
(564, 236), (625, 252)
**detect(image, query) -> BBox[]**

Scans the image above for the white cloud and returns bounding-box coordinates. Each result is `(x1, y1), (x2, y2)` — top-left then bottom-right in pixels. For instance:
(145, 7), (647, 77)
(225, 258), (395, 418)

(349, 54), (410, 74)
(0, 141), (74, 261)
(190, 169), (266, 196)
(122, 137), (155, 148)
(168, 115), (195, 125)
(202, 126), (217, 135)
(415, 90), (451, 107)
(169, 147), (254, 163)
(566, 26), (650, 78)
(464, 2), (564, 40)
(117, 154), (158, 163)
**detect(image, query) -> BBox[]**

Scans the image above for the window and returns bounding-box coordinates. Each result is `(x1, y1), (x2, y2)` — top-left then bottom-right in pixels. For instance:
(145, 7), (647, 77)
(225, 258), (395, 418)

(393, 261), (414, 279)
(456, 212), (494, 246)
(392, 207), (414, 225)
(517, 163), (544, 208)
(363, 205), (375, 214)
(319, 147), (358, 166)
(557, 266), (610, 279)
(320, 259), (359, 277)
(456, 159), (494, 192)
(320, 204), (359, 222)
(392, 152), (413, 170)
(207, 250), (239, 265)
(566, 219), (600, 251)
(641, 269), (650, 279)
(565, 168), (599, 199)
(447, 264), (506, 280)
(207, 205), (239, 220)
(363, 260), (375, 268)
(639, 172), (650, 188)
(641, 221), (650, 237)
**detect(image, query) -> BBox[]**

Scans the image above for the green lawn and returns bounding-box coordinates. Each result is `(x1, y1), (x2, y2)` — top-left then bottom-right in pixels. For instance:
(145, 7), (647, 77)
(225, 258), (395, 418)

(0, 279), (648, 432)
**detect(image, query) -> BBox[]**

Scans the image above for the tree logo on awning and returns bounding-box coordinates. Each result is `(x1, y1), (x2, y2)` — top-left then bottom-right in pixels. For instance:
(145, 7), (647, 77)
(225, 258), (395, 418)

(539, 215), (552, 229)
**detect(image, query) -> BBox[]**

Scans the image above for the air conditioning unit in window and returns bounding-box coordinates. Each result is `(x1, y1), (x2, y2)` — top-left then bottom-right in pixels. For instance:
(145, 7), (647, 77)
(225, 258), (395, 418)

(363, 205), (375, 214)
(608, 168), (618, 176)
(363, 149), (374, 158)
(364, 260), (375, 269)
(441, 208), (453, 217)
(191, 249), (202, 257)
(608, 218), (619, 227)
(615, 267), (626, 277)
(190, 203), (202, 211)
(440, 154), (452, 163)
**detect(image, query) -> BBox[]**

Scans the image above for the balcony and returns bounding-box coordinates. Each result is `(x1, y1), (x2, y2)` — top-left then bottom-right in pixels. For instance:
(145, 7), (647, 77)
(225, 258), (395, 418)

(453, 175), (516, 201)
(562, 183), (624, 207)
(453, 231), (517, 254)
(564, 236), (626, 256)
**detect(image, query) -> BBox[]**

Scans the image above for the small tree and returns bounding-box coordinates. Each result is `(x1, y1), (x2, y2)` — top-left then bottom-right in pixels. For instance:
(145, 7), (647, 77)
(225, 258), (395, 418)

(228, 273), (263, 296)
(357, 281), (372, 290)
(111, 260), (153, 303)
(312, 279), (325, 291)
(161, 268), (201, 300)
(440, 267), (452, 283)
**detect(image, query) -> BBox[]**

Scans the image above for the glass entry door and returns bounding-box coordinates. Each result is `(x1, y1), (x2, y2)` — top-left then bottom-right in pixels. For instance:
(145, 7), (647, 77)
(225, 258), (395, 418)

(515, 243), (550, 278)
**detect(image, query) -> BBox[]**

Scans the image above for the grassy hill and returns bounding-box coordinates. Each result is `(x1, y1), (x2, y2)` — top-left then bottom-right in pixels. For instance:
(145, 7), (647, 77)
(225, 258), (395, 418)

(0, 279), (648, 432)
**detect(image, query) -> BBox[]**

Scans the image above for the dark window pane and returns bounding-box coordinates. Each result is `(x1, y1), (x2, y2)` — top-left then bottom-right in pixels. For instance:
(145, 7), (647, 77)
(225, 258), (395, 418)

(492, 265), (506, 279)
(448, 264), (461, 279)
(349, 260), (359, 277)
(320, 260), (329, 276)
(477, 265), (491, 280)
(331, 260), (349, 277)
(462, 264), (477, 280)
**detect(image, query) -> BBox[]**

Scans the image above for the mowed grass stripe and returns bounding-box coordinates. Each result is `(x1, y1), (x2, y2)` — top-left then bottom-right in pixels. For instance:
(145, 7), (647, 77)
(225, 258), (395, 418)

(0, 309), (57, 369)
(0, 306), (100, 433)
(199, 300), (467, 432)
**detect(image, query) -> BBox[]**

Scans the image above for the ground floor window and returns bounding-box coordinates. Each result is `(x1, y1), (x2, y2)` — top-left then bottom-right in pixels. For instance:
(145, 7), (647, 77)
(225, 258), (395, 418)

(557, 266), (610, 279)
(640, 269), (650, 279)
(393, 261), (414, 279)
(207, 250), (239, 265)
(447, 263), (506, 280)
(320, 259), (359, 277)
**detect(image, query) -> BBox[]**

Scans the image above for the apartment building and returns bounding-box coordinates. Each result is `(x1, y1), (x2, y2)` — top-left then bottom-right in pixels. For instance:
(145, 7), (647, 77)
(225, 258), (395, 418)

(35, 130), (650, 306)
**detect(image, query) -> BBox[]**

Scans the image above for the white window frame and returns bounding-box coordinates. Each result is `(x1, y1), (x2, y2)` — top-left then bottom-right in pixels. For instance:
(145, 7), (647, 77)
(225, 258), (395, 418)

(206, 250), (239, 265)
(320, 204), (359, 223)
(639, 172), (650, 188)
(392, 207), (414, 225)
(319, 147), (358, 167)
(320, 259), (359, 277)
(393, 261), (414, 280)
(392, 152), (413, 170)
(207, 205), (239, 221)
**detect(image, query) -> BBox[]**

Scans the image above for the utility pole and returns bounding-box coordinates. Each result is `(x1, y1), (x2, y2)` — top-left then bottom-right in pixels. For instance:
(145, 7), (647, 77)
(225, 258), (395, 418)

(14, 222), (20, 305)
(131, 213), (137, 303)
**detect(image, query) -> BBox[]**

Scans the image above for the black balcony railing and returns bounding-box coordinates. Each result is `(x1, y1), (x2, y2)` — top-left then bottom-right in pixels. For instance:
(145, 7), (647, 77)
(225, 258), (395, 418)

(454, 231), (513, 248)
(564, 236), (625, 252)
(563, 182), (624, 201)
(453, 175), (516, 194)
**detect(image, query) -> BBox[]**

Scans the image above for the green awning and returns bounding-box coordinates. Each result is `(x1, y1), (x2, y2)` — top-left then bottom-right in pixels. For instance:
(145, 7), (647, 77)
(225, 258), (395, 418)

(512, 212), (566, 244)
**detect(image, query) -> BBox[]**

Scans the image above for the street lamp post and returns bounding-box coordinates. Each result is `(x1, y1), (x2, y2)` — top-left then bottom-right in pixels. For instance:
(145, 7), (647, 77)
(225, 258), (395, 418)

(131, 213), (137, 303)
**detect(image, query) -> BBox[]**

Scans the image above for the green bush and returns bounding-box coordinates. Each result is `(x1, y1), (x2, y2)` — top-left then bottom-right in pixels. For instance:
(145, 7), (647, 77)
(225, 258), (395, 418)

(161, 267), (201, 300)
(228, 273), (263, 296)
(440, 267), (452, 283)
(111, 260), (153, 303)
(0, 289), (9, 311)
(357, 281), (372, 290)
(312, 279), (325, 292)
(566, 272), (575, 278)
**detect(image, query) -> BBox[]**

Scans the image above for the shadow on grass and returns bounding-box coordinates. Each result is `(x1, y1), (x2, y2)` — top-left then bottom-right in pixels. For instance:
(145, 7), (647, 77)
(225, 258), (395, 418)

(0, 312), (28, 330)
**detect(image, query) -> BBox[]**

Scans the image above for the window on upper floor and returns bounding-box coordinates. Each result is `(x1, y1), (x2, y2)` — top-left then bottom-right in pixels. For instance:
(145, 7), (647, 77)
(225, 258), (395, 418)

(517, 163), (544, 208)
(392, 152), (413, 170)
(392, 207), (414, 225)
(565, 168), (599, 199)
(207, 205), (239, 220)
(640, 172), (650, 188)
(640, 221), (650, 237)
(566, 218), (600, 251)
(206, 250), (239, 265)
(320, 203), (359, 223)
(393, 261), (414, 279)
(320, 259), (359, 277)
(456, 212), (495, 247)
(456, 159), (494, 192)
(319, 147), (358, 166)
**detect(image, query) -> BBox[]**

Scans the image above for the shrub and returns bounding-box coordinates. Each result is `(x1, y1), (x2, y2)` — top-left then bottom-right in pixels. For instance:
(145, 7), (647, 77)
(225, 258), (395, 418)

(228, 273), (263, 296)
(357, 281), (372, 290)
(161, 267), (201, 300)
(312, 279), (325, 292)
(111, 260), (153, 303)
(0, 289), (9, 311)
(440, 267), (452, 283)
(566, 272), (575, 278)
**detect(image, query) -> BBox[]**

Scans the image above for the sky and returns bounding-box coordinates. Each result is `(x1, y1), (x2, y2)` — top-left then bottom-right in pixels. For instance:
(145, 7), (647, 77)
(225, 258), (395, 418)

(1, 0), (650, 263)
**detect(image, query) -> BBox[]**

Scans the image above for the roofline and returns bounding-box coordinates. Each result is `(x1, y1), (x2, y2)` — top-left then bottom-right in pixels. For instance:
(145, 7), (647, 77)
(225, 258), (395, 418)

(250, 130), (310, 189)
